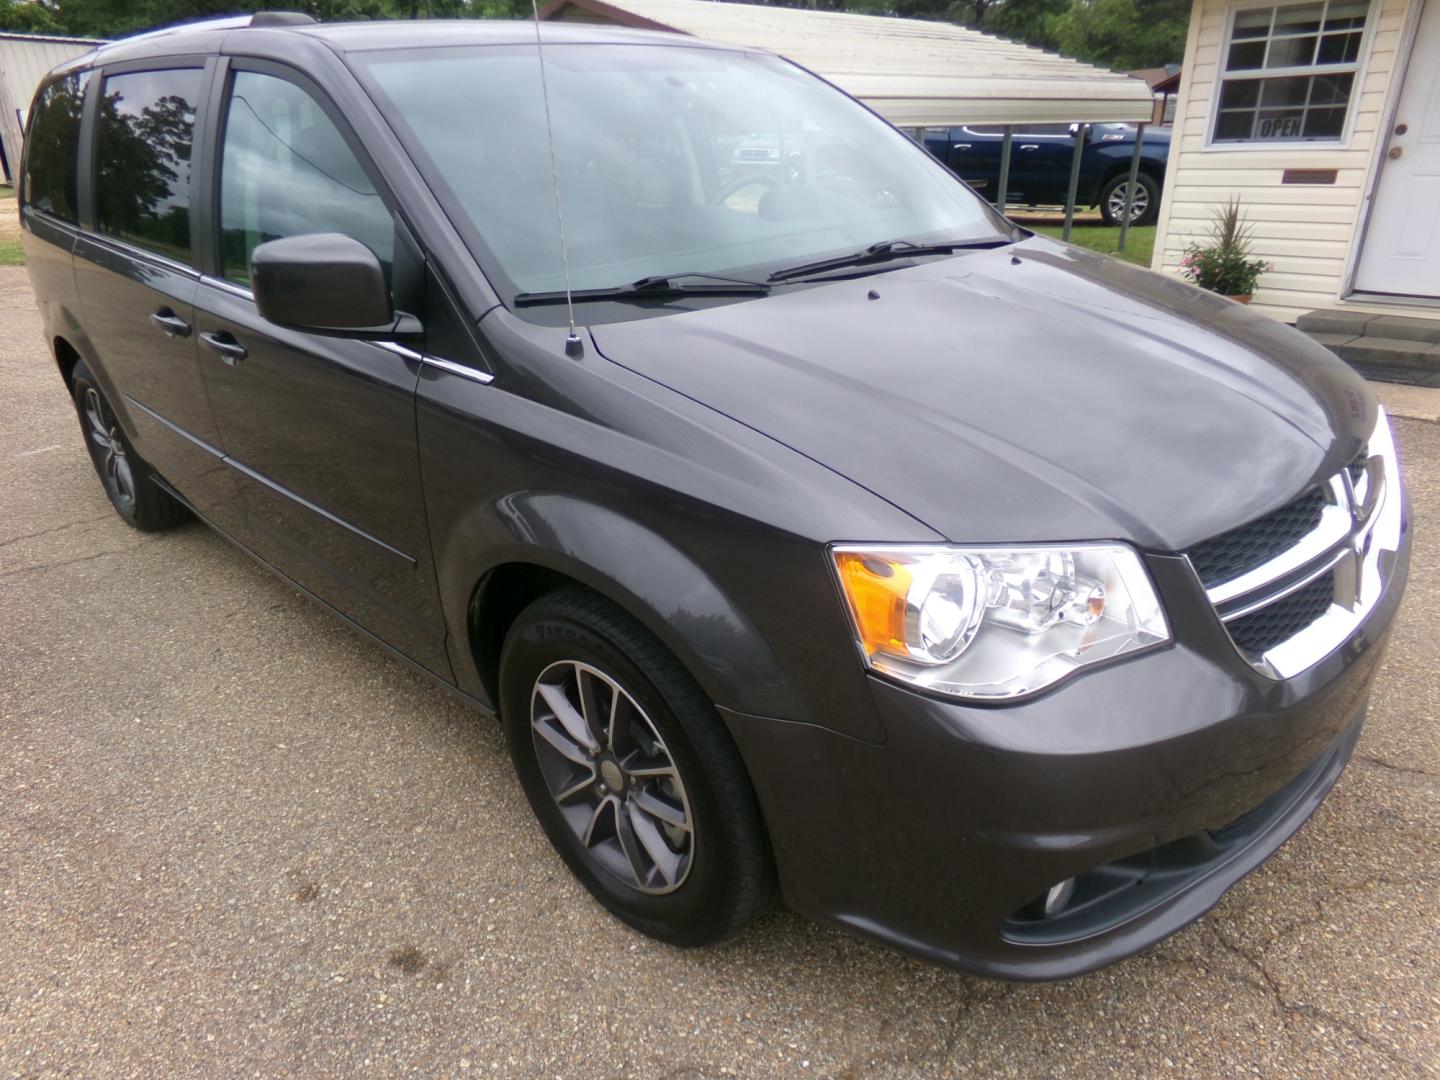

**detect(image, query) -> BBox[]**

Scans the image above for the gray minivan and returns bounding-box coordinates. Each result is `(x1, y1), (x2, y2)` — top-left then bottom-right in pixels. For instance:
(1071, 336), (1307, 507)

(21, 14), (1409, 979)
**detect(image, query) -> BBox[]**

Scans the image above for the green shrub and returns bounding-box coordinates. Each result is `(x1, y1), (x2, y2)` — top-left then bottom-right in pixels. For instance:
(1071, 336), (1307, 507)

(1179, 197), (1270, 296)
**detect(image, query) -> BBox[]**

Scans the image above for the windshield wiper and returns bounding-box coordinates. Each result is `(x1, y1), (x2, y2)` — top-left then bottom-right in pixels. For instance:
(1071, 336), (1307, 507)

(766, 237), (1014, 283)
(515, 272), (770, 307)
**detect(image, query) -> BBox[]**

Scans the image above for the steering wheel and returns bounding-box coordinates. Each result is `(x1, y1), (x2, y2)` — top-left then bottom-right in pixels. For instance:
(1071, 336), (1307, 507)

(718, 170), (781, 204)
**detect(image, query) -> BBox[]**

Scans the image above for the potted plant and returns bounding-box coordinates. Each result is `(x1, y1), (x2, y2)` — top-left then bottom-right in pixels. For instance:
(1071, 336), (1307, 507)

(1178, 197), (1271, 303)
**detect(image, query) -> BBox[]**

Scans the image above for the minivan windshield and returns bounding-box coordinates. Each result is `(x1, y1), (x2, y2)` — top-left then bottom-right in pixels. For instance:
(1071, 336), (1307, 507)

(353, 43), (1010, 301)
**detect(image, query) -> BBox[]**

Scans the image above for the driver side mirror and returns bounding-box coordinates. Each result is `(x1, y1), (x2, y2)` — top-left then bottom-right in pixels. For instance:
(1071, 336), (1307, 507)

(251, 233), (421, 338)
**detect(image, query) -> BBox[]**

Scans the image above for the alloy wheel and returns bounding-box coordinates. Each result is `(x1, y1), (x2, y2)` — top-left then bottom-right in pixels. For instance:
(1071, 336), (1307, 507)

(1107, 181), (1150, 223)
(530, 660), (695, 894)
(83, 386), (136, 510)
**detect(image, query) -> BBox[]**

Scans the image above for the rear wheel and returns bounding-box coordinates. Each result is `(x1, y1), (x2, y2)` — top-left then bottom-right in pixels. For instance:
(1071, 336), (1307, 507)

(499, 587), (773, 946)
(1099, 171), (1160, 227)
(71, 360), (189, 532)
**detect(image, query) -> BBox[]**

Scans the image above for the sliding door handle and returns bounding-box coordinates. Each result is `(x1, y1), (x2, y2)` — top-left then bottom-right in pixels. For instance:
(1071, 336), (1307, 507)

(150, 309), (192, 338)
(199, 330), (248, 365)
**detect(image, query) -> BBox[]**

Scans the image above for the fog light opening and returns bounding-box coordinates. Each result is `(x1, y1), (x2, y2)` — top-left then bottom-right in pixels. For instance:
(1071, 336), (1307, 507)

(1043, 877), (1076, 918)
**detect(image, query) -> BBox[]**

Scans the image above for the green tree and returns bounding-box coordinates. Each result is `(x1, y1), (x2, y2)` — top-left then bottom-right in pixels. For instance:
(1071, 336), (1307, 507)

(1050, 0), (1188, 68)
(982, 0), (1067, 51)
(24, 0), (488, 37)
(0, 0), (62, 32)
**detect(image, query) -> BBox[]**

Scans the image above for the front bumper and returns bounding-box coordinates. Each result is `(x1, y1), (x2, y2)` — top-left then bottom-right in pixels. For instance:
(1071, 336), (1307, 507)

(722, 496), (1410, 980)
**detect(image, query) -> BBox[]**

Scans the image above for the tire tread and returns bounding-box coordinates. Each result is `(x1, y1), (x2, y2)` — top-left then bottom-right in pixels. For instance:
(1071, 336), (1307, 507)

(500, 586), (775, 944)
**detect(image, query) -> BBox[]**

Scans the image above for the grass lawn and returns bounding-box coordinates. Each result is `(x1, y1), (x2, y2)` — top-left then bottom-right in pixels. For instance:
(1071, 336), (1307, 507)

(1027, 222), (1156, 268)
(0, 184), (21, 267)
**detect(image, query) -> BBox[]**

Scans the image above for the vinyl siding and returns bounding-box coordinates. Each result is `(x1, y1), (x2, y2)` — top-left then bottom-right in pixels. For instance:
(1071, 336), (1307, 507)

(1150, 0), (1433, 323)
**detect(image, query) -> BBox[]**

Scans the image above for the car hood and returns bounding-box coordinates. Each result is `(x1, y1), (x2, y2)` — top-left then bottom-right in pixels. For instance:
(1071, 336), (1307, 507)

(589, 238), (1374, 551)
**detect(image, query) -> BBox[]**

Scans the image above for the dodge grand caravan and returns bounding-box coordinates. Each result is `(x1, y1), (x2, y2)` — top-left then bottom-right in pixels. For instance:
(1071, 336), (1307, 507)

(20, 14), (1409, 980)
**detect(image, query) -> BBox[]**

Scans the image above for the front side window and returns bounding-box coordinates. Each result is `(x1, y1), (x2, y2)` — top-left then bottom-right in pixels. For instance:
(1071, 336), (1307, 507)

(24, 72), (89, 222)
(219, 71), (394, 285)
(1213, 0), (1371, 143)
(95, 68), (202, 261)
(353, 45), (1007, 299)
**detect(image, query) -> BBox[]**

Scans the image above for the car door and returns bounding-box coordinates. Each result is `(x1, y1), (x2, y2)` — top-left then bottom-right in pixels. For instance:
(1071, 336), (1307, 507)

(70, 60), (244, 534)
(943, 125), (1004, 197)
(191, 60), (451, 678)
(1004, 123), (1082, 204)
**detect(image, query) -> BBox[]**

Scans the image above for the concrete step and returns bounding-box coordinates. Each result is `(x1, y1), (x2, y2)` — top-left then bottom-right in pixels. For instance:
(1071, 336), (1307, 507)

(1297, 309), (1440, 386)
(1296, 309), (1440, 344)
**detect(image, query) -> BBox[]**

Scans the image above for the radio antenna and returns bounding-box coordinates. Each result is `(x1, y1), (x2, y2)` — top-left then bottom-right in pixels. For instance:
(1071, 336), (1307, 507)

(530, 0), (583, 359)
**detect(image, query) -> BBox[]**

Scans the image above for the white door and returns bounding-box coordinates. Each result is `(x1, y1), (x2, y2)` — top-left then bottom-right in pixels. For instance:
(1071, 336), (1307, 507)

(1354, 0), (1440, 297)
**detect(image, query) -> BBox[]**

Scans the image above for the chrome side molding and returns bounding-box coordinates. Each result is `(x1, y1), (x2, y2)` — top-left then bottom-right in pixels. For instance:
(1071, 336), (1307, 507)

(194, 281), (497, 387)
(371, 341), (495, 385)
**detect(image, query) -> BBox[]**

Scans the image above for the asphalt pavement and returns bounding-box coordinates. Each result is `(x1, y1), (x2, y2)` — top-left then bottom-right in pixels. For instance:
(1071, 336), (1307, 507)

(2, 266), (1437, 1078)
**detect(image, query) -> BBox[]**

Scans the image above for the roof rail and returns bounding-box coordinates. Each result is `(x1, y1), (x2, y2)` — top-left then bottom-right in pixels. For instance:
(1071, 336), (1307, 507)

(119, 11), (316, 42)
(249, 12), (319, 27)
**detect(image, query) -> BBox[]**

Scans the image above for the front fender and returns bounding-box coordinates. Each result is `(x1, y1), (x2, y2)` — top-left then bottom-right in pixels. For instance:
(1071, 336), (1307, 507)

(436, 491), (803, 723)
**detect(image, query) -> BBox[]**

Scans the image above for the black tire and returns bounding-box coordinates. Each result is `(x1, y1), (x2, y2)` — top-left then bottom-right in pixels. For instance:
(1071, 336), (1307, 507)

(499, 587), (774, 946)
(70, 359), (190, 532)
(1099, 171), (1160, 227)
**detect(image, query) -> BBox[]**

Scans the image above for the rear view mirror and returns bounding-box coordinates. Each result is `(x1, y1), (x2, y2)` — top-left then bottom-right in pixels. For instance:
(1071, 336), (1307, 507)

(251, 233), (420, 338)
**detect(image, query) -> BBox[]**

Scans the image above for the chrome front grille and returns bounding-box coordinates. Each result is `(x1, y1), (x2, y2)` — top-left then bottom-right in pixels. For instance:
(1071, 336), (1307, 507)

(1188, 487), (1327, 589)
(1186, 411), (1404, 679)
(1225, 570), (1336, 654)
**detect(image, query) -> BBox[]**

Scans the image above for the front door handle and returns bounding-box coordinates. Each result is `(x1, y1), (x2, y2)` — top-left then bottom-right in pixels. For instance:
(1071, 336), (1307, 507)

(1019, 144), (1040, 151)
(150, 309), (192, 338)
(199, 330), (248, 365)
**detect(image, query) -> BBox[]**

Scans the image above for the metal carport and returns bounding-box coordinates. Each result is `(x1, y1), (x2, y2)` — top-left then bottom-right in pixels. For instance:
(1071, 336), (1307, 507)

(539, 0), (1154, 126)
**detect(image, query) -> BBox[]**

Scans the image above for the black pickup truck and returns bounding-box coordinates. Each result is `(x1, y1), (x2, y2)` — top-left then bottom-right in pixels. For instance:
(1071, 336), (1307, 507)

(923, 122), (1171, 225)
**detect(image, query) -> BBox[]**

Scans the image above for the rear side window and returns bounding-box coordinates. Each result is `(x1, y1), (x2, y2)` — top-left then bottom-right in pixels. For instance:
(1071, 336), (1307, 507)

(219, 70), (394, 285)
(24, 72), (89, 222)
(95, 68), (203, 263)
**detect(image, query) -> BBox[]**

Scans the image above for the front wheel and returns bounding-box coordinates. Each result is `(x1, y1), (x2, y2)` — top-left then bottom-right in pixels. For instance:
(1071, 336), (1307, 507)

(499, 587), (773, 946)
(1099, 171), (1160, 227)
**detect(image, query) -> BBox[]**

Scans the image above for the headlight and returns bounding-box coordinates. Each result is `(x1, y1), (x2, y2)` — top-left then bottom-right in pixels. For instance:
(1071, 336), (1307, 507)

(832, 543), (1170, 700)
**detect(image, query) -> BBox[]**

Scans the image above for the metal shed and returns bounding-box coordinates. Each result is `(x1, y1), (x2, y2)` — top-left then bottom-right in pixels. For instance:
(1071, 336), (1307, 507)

(0, 32), (104, 184)
(539, 0), (1155, 126)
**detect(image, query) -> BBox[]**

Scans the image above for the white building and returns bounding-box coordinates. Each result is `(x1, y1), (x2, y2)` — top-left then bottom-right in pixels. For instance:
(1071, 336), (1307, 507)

(1152, 0), (1440, 345)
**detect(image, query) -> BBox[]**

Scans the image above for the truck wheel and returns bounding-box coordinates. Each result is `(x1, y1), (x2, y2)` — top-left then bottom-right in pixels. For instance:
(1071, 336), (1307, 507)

(1100, 172), (1160, 227)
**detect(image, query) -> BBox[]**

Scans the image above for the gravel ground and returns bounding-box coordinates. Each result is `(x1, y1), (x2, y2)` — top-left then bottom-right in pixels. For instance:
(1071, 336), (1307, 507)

(1, 264), (1437, 1079)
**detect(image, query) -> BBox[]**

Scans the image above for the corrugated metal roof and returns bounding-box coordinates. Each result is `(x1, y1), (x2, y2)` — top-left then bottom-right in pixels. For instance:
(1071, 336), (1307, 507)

(541, 0), (1155, 125)
(0, 31), (105, 47)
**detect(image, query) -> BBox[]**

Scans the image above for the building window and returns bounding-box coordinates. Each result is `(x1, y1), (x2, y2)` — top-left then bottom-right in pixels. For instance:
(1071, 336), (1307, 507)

(1213, 0), (1370, 144)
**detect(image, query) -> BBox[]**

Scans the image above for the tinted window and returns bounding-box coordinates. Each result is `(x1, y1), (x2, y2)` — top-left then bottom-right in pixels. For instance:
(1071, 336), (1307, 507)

(24, 72), (89, 222)
(219, 71), (393, 285)
(95, 68), (202, 262)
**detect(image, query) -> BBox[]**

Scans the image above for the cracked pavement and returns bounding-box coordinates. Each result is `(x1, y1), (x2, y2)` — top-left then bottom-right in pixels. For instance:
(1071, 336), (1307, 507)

(2, 264), (1438, 1078)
